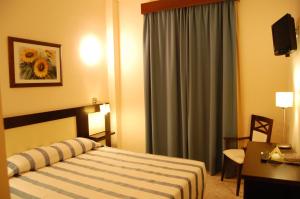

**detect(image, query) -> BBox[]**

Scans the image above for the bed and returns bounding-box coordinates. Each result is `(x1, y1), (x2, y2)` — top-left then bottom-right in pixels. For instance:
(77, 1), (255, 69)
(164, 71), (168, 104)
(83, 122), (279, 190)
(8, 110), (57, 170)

(4, 104), (206, 199)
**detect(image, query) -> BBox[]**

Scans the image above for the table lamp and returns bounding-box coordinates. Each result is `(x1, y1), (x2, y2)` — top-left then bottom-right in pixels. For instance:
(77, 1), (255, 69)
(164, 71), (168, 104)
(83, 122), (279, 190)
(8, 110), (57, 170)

(88, 112), (105, 135)
(275, 92), (293, 149)
(100, 103), (111, 132)
(100, 103), (110, 115)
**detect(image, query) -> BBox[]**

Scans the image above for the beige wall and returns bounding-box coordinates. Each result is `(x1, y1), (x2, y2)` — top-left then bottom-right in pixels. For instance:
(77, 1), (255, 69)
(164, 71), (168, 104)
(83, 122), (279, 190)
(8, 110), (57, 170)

(117, 0), (148, 152)
(238, 0), (300, 149)
(106, 0), (122, 147)
(0, 0), (109, 117)
(0, 92), (9, 199)
(288, 9), (300, 152)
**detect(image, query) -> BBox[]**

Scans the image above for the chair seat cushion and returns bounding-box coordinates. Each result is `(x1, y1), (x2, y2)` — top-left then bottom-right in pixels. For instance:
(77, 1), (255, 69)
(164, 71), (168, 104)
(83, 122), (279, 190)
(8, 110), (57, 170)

(223, 149), (245, 164)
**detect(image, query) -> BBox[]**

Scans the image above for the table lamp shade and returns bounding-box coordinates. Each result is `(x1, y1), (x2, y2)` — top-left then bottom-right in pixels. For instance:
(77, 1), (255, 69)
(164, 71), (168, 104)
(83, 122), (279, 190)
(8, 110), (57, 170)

(100, 104), (110, 114)
(276, 92), (294, 108)
(88, 112), (105, 135)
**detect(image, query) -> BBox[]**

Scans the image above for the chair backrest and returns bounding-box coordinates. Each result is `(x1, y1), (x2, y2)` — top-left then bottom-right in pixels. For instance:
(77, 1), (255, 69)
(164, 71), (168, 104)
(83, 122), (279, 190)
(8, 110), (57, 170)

(249, 115), (273, 143)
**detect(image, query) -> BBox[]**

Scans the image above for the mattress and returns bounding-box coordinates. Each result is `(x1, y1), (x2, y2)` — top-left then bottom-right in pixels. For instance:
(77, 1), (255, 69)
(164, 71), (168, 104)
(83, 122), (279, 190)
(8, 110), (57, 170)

(9, 147), (206, 199)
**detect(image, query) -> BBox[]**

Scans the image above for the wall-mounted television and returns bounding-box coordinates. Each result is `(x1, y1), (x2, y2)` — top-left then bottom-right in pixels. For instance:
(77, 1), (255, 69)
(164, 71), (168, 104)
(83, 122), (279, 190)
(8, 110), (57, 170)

(272, 13), (297, 57)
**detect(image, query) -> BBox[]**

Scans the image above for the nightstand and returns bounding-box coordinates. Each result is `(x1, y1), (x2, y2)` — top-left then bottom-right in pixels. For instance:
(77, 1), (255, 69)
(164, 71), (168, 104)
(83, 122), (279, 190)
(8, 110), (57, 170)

(89, 131), (115, 147)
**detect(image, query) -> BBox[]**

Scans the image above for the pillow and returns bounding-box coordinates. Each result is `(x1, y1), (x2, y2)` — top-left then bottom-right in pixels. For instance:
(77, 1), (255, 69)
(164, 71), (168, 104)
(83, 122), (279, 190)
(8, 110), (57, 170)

(7, 137), (100, 177)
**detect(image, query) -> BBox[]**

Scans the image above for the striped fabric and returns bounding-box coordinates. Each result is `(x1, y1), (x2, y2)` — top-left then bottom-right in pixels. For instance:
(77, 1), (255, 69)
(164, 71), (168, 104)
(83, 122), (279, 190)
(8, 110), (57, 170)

(7, 138), (100, 177)
(9, 147), (206, 199)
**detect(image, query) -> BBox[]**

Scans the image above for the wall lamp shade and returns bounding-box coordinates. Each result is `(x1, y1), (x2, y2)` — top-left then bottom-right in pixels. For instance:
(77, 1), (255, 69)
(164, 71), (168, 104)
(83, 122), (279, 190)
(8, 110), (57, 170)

(276, 92), (294, 108)
(100, 103), (110, 115)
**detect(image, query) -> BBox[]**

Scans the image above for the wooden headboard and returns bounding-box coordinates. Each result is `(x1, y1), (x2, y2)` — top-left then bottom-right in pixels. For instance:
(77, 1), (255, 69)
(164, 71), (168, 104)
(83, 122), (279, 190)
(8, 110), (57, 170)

(3, 104), (101, 137)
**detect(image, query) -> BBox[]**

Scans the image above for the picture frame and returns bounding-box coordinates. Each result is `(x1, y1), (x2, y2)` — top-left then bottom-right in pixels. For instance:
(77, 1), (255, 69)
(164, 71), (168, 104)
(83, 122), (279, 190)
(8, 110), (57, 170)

(8, 37), (62, 88)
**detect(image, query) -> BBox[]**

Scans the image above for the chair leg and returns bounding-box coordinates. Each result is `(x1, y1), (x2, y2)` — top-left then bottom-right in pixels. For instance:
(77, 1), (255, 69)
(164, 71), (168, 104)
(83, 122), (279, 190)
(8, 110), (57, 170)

(221, 155), (227, 181)
(236, 164), (243, 196)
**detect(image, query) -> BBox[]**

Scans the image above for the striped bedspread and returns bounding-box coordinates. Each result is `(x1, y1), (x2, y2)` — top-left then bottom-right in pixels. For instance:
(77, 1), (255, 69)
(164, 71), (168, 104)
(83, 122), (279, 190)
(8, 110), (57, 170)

(10, 147), (206, 199)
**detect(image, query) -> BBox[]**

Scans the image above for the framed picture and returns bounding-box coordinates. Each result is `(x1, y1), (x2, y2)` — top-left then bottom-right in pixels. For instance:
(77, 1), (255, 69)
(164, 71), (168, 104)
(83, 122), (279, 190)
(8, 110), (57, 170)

(8, 37), (62, 87)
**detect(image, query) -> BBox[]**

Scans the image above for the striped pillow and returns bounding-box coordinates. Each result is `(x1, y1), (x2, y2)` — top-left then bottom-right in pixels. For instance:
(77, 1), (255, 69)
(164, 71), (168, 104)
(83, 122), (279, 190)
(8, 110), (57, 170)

(7, 137), (100, 177)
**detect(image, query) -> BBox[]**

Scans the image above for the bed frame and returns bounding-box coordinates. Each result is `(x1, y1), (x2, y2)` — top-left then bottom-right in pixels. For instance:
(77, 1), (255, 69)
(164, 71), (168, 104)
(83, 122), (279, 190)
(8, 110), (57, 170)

(3, 103), (107, 141)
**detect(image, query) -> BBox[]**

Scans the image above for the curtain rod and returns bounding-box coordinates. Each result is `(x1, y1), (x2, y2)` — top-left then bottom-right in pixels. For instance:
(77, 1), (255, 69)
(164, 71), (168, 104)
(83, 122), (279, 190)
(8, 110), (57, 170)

(141, 0), (238, 14)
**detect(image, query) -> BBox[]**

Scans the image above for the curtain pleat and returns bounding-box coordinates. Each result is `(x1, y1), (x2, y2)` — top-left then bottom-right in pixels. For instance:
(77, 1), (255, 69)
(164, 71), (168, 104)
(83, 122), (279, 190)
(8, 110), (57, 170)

(144, 0), (237, 174)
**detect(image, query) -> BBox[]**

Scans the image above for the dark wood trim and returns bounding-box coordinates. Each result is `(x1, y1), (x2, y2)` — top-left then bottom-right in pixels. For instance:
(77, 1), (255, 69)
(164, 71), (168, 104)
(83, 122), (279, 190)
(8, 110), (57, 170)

(89, 131), (115, 147)
(222, 154), (244, 196)
(4, 108), (77, 129)
(8, 37), (15, 87)
(8, 37), (61, 48)
(223, 136), (250, 141)
(223, 136), (250, 149)
(104, 113), (112, 146)
(3, 104), (102, 139)
(249, 114), (273, 143)
(9, 83), (63, 88)
(8, 36), (63, 88)
(141, 0), (235, 14)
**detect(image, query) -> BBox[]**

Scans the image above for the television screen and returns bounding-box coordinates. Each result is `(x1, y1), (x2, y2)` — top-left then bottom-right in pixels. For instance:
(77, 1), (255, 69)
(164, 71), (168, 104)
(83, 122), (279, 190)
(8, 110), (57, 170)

(272, 13), (297, 57)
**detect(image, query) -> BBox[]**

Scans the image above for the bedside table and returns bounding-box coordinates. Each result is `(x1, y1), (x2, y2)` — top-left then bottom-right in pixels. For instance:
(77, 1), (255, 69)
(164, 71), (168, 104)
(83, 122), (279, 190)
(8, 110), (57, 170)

(89, 131), (115, 147)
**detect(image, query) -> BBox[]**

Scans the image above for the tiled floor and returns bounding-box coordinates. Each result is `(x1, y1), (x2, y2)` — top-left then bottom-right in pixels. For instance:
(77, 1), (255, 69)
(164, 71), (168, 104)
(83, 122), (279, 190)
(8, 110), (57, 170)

(204, 173), (243, 199)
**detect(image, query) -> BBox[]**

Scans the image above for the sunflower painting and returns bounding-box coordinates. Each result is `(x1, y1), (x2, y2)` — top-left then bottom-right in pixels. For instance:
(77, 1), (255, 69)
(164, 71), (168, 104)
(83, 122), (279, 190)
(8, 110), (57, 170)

(19, 47), (57, 80)
(8, 37), (62, 87)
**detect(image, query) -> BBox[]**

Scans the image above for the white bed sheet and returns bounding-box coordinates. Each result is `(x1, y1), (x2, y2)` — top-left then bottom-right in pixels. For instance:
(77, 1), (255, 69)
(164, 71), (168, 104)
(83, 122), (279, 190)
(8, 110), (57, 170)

(9, 147), (206, 199)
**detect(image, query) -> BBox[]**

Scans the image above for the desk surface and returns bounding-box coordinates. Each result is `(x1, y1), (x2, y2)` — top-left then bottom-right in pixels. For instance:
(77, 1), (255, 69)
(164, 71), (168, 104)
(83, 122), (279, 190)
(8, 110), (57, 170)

(242, 142), (300, 185)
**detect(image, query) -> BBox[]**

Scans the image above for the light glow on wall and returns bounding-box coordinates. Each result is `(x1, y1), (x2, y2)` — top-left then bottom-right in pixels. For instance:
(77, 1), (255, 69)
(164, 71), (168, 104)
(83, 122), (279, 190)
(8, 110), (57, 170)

(79, 34), (102, 66)
(120, 31), (138, 70)
(107, 27), (115, 71)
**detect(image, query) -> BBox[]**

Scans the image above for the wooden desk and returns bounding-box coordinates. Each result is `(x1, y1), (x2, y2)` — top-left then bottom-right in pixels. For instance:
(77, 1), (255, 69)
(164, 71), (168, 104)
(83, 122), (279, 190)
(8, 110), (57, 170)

(242, 142), (300, 199)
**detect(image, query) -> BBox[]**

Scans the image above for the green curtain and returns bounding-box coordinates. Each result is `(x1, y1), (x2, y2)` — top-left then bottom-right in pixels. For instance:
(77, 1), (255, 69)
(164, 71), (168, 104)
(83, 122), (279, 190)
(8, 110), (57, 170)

(143, 0), (237, 174)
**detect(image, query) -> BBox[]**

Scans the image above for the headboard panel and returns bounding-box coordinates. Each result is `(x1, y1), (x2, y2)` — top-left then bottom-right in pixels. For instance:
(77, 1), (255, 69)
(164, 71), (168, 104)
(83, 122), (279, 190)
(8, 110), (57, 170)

(3, 104), (102, 156)
(4, 104), (101, 136)
(5, 117), (77, 156)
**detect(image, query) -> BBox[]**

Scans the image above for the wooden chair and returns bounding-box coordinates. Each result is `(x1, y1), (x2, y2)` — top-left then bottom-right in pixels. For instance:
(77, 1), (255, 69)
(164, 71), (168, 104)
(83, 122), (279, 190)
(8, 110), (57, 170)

(221, 114), (274, 196)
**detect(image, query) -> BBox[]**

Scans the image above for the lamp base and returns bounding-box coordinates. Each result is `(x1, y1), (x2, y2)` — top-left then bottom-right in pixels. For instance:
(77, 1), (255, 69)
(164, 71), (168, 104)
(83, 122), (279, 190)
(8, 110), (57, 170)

(277, 143), (292, 149)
